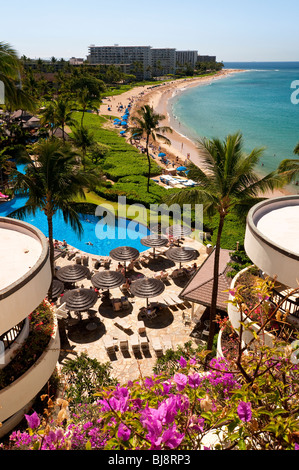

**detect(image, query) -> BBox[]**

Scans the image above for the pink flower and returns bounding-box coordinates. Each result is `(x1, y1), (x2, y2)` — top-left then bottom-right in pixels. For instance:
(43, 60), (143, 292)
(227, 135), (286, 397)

(178, 356), (187, 368)
(237, 401), (252, 422)
(118, 423), (131, 441)
(25, 411), (40, 430)
(188, 372), (201, 389)
(173, 373), (188, 391)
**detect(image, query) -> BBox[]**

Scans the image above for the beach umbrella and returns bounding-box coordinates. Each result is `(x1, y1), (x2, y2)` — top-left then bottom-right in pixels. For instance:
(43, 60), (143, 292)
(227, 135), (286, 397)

(165, 224), (192, 239)
(55, 264), (90, 283)
(50, 279), (64, 298)
(176, 166), (187, 171)
(130, 277), (165, 307)
(121, 121), (128, 126)
(158, 152), (166, 157)
(140, 234), (168, 259)
(62, 288), (98, 312)
(91, 270), (125, 291)
(109, 246), (140, 274)
(120, 130), (126, 135)
(165, 246), (198, 269)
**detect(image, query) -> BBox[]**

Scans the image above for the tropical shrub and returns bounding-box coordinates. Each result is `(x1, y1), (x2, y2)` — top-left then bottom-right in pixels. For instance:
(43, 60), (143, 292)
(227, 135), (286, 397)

(4, 271), (299, 451)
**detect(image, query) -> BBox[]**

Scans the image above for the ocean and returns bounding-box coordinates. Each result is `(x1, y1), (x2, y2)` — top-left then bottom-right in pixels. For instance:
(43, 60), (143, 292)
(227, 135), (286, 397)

(169, 62), (299, 181)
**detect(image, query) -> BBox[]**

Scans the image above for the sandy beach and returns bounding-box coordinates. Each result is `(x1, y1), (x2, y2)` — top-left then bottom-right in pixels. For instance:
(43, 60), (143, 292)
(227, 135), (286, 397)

(99, 70), (292, 198)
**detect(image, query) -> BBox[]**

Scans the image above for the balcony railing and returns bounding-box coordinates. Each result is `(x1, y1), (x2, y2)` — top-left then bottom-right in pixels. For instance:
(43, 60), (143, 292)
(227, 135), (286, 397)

(271, 289), (299, 319)
(0, 321), (25, 350)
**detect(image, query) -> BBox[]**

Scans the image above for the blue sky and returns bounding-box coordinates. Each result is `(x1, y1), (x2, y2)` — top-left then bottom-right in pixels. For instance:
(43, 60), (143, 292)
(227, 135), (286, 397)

(2, 0), (299, 62)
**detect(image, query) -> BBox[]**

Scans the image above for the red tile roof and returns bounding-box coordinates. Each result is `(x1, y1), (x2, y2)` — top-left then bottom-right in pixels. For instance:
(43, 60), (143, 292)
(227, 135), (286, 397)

(180, 248), (232, 311)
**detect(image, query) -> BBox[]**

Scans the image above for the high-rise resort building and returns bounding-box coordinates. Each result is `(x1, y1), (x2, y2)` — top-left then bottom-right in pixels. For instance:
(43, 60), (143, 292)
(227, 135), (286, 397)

(87, 45), (217, 79)
(0, 217), (59, 437)
(197, 55), (216, 63)
(88, 45), (152, 79)
(151, 48), (176, 76)
(176, 50), (198, 68)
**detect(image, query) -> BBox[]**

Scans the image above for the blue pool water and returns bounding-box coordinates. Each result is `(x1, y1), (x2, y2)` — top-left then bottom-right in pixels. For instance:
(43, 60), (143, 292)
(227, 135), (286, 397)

(0, 194), (150, 256)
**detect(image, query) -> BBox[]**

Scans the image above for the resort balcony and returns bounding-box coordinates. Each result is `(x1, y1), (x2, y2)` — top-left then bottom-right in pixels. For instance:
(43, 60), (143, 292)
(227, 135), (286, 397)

(0, 216), (51, 334)
(244, 196), (299, 290)
(0, 216), (58, 437)
(225, 196), (299, 352)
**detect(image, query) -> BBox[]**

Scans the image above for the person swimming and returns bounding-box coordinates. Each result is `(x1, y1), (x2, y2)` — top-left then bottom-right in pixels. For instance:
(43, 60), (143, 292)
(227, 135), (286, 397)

(86, 241), (93, 246)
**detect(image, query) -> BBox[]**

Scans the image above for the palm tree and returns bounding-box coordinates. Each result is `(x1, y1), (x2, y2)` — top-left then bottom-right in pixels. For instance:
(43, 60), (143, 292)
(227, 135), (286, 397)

(71, 124), (95, 169)
(77, 87), (99, 127)
(163, 131), (287, 357)
(278, 142), (299, 183)
(0, 42), (19, 105)
(9, 138), (97, 297)
(128, 104), (172, 192)
(52, 98), (76, 142)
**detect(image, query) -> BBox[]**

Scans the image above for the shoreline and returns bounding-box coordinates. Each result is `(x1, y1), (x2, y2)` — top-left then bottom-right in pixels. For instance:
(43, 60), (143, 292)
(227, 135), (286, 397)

(99, 70), (293, 198)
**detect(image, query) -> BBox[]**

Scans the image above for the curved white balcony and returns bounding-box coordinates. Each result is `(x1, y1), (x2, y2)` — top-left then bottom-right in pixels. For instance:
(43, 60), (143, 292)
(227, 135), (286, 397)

(0, 217), (51, 335)
(0, 317), (60, 437)
(244, 196), (299, 289)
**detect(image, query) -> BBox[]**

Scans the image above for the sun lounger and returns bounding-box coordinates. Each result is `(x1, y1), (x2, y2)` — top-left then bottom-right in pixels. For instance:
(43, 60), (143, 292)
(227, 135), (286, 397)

(103, 335), (116, 354)
(162, 336), (172, 351)
(168, 292), (184, 304)
(112, 299), (122, 311)
(140, 334), (149, 351)
(114, 318), (132, 331)
(119, 339), (129, 352)
(152, 337), (163, 357)
(56, 302), (69, 319)
(130, 334), (140, 353)
(137, 320), (146, 334)
(75, 255), (82, 264)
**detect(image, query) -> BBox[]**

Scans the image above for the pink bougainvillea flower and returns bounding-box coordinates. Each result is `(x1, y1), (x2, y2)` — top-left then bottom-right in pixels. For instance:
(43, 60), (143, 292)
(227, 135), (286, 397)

(117, 423), (131, 441)
(173, 373), (188, 392)
(178, 356), (187, 368)
(25, 411), (40, 430)
(237, 401), (252, 422)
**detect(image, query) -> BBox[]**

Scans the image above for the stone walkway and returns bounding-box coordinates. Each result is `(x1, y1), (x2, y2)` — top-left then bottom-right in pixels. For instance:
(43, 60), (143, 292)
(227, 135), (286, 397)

(55, 238), (208, 384)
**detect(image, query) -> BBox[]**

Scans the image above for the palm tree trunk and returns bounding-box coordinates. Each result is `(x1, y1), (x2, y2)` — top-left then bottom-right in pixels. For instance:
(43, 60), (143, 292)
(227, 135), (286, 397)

(206, 212), (225, 360)
(146, 134), (151, 192)
(47, 213), (55, 300)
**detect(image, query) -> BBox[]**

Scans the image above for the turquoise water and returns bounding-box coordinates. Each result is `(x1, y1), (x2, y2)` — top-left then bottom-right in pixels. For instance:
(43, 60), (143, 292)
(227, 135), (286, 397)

(170, 62), (299, 177)
(0, 194), (150, 256)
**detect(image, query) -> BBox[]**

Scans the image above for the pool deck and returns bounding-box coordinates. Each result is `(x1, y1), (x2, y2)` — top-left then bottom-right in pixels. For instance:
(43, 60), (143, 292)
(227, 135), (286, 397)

(55, 237), (209, 385)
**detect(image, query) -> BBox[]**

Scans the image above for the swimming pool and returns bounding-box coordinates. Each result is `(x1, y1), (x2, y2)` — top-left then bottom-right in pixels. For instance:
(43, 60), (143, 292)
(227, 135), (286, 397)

(0, 195), (151, 256)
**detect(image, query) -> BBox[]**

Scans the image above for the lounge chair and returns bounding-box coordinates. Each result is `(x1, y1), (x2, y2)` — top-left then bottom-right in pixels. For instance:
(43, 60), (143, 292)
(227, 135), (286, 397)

(130, 334), (140, 353)
(75, 255), (82, 264)
(137, 320), (146, 334)
(168, 292), (184, 304)
(112, 299), (122, 311)
(121, 296), (130, 309)
(114, 318), (132, 331)
(119, 339), (129, 352)
(162, 336), (172, 351)
(103, 335), (115, 354)
(56, 302), (69, 319)
(152, 337), (163, 357)
(140, 334), (149, 352)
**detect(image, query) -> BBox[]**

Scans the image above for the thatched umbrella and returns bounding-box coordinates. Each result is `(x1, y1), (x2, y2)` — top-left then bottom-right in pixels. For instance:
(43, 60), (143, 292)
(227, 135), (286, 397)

(50, 279), (64, 298)
(109, 246), (140, 274)
(91, 270), (125, 292)
(130, 277), (165, 307)
(165, 224), (192, 239)
(62, 288), (98, 312)
(55, 265), (90, 284)
(165, 246), (198, 269)
(140, 234), (168, 259)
